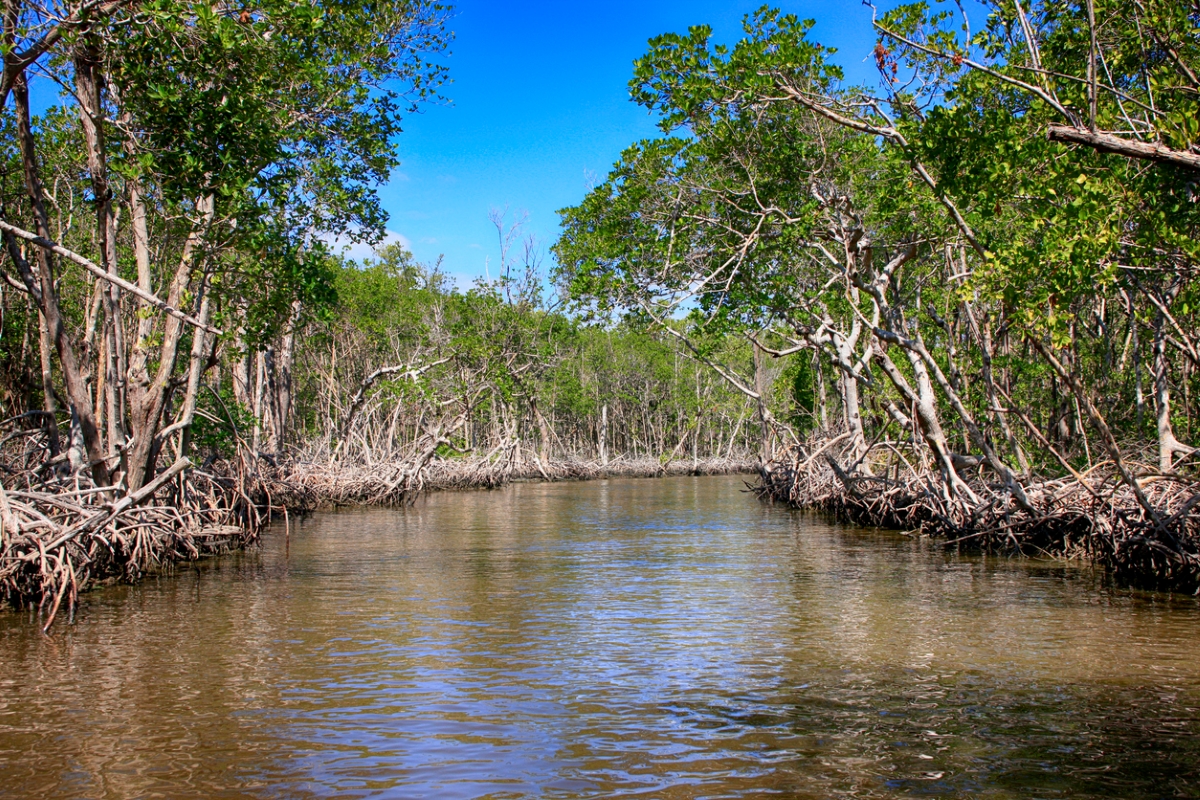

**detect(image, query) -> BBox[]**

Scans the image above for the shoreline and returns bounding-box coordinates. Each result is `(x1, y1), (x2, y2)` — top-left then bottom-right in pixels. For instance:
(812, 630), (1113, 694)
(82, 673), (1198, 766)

(277, 455), (760, 509)
(0, 455), (759, 621)
(755, 448), (1200, 596)
(8, 444), (1199, 625)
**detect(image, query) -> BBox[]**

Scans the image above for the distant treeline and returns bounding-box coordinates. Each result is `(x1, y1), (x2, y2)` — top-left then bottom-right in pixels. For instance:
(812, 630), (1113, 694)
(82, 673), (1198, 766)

(270, 243), (769, 466)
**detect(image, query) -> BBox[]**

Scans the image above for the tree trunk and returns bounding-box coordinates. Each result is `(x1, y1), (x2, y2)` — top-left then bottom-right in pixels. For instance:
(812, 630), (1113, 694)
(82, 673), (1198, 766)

(532, 396), (551, 464)
(834, 327), (868, 468)
(274, 300), (302, 457)
(1154, 311), (1193, 471)
(36, 309), (60, 457)
(815, 355), (828, 431)
(232, 330), (253, 410)
(75, 44), (128, 458)
(599, 403), (608, 465)
(124, 194), (215, 490)
(175, 295), (213, 460)
(264, 344), (280, 454)
(875, 344), (976, 504)
(9, 74), (108, 485)
(966, 298), (1029, 476)
(754, 346), (773, 462)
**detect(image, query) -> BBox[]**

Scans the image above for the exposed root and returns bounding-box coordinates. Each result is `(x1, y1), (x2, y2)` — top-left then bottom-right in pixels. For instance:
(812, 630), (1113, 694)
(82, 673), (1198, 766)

(279, 454), (757, 507)
(758, 436), (1200, 594)
(0, 459), (264, 621)
(1, 445), (754, 619)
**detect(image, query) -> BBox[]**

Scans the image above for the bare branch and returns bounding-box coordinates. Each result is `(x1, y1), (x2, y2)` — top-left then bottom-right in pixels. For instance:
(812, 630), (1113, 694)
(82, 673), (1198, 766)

(1047, 124), (1200, 172)
(0, 217), (222, 334)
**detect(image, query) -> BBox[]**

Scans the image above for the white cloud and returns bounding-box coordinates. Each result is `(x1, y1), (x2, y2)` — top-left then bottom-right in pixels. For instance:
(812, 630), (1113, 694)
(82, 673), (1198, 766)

(325, 229), (412, 263)
(447, 271), (477, 291)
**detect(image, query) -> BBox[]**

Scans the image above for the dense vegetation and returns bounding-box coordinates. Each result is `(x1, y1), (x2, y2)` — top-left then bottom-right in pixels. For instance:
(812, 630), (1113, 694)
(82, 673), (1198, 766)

(0, 0), (453, 487)
(285, 241), (762, 471)
(0, 0), (765, 614)
(0, 0), (760, 482)
(2, 0), (1199, 611)
(555, 1), (1200, 590)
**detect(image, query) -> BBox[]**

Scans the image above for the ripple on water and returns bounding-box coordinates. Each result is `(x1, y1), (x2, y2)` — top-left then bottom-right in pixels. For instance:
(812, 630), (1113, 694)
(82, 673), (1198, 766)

(1, 474), (1199, 798)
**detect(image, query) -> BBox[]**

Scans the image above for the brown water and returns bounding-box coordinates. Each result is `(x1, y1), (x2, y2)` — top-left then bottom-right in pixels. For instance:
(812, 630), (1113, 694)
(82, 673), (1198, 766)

(1, 474), (1199, 799)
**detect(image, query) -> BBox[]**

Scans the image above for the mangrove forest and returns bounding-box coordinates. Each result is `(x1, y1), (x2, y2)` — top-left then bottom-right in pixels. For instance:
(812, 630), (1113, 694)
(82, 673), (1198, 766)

(3, 2), (1200, 798)
(0, 2), (1197, 608)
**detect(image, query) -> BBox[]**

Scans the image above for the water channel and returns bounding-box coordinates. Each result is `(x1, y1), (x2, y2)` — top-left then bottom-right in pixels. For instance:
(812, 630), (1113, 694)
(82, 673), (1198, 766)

(1, 474), (1199, 798)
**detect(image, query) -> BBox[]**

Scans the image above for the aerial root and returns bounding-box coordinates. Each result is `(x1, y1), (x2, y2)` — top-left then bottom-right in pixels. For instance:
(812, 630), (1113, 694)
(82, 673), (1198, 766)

(0, 462), (265, 620)
(758, 436), (1200, 594)
(279, 452), (757, 507)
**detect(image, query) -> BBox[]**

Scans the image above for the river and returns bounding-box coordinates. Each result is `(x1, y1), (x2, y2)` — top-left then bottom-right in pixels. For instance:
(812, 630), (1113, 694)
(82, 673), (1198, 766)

(1, 474), (1198, 798)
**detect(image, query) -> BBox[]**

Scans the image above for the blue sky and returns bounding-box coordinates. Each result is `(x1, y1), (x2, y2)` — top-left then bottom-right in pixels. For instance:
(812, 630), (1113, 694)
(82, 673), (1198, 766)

(362, 0), (919, 286)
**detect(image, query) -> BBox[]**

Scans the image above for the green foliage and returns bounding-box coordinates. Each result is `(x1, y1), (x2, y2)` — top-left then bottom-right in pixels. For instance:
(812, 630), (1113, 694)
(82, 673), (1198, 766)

(108, 1), (448, 236)
(288, 246), (760, 461)
(191, 386), (255, 459)
(555, 0), (1200, 482)
(881, 0), (1200, 338)
(0, 0), (453, 476)
(779, 357), (817, 434)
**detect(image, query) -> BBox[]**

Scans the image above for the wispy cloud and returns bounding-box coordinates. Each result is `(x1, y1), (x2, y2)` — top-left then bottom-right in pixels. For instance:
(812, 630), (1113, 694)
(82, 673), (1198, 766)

(324, 229), (412, 263)
(447, 271), (478, 291)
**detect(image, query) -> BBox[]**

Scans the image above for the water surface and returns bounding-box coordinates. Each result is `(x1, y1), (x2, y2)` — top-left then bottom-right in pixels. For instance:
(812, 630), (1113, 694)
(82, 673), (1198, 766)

(1, 474), (1198, 798)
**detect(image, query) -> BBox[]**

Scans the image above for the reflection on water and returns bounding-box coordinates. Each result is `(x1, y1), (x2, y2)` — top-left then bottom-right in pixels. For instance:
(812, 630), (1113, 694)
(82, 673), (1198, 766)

(1, 474), (1199, 799)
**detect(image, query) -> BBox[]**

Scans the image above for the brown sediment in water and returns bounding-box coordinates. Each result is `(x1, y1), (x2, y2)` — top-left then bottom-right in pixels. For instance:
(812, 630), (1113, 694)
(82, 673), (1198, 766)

(7, 475), (1197, 799)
